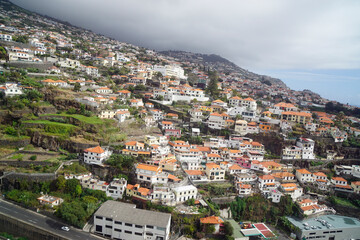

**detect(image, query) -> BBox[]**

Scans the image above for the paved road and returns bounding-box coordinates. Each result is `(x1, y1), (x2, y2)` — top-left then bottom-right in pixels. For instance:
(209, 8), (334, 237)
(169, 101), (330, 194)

(0, 199), (103, 240)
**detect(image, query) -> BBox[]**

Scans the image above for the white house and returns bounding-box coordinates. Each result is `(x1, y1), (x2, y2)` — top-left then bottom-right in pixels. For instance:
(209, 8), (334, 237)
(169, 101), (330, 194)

(280, 183), (303, 201)
(0, 83), (23, 97)
(135, 164), (170, 185)
(130, 99), (144, 108)
(96, 87), (113, 94)
(58, 58), (80, 68)
(106, 178), (127, 199)
(37, 195), (64, 208)
(84, 146), (112, 165)
(116, 110), (131, 123)
(296, 169), (315, 183)
(85, 66), (99, 76)
(207, 112), (229, 130)
(0, 33), (12, 42)
(172, 185), (197, 203)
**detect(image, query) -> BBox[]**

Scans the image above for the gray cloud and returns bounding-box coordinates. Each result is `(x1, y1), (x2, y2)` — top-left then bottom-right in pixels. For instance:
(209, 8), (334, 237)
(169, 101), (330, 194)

(10, 0), (360, 70)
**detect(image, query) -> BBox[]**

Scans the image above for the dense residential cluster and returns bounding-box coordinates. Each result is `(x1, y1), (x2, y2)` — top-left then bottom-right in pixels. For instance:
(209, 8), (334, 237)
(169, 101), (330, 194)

(0, 1), (360, 240)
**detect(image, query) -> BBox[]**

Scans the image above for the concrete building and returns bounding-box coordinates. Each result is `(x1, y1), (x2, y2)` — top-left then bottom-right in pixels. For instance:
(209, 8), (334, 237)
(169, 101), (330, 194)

(282, 138), (315, 160)
(287, 214), (360, 240)
(172, 185), (197, 203)
(106, 178), (127, 199)
(94, 201), (171, 240)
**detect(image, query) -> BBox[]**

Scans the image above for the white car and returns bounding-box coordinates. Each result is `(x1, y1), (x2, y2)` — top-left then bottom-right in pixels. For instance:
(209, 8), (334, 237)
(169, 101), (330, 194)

(61, 226), (70, 231)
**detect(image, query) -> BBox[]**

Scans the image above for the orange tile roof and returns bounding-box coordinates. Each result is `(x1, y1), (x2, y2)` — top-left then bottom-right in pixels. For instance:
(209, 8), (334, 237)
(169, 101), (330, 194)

(200, 216), (224, 224)
(125, 141), (144, 147)
(335, 184), (352, 189)
(297, 169), (311, 175)
(313, 172), (327, 177)
(230, 96), (242, 100)
(299, 198), (313, 204)
(229, 164), (244, 170)
(138, 187), (150, 196)
(118, 90), (131, 94)
(332, 177), (347, 182)
(316, 179), (327, 182)
(265, 182), (276, 186)
(281, 183), (297, 188)
(272, 172), (294, 178)
(261, 161), (282, 168)
(206, 163), (220, 169)
(282, 111), (312, 117)
(259, 175), (275, 180)
(85, 146), (105, 154)
(352, 181), (360, 186)
(274, 102), (296, 108)
(251, 141), (263, 147)
(168, 174), (181, 181)
(197, 146), (211, 152)
(136, 164), (160, 172)
(208, 153), (221, 158)
(185, 170), (204, 175)
(229, 149), (241, 153)
(237, 183), (251, 189)
(301, 205), (316, 211)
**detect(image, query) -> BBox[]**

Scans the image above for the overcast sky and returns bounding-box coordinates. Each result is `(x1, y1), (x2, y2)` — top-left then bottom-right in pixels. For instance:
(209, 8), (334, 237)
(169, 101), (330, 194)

(11, 0), (360, 105)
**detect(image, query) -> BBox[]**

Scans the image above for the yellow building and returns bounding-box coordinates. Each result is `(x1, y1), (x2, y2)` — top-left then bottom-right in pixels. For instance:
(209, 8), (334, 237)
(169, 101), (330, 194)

(351, 181), (360, 193)
(205, 163), (225, 181)
(281, 111), (312, 124)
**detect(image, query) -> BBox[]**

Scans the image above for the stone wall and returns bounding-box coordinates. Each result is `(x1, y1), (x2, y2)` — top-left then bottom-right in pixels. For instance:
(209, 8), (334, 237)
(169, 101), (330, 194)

(0, 213), (67, 240)
(8, 62), (53, 71)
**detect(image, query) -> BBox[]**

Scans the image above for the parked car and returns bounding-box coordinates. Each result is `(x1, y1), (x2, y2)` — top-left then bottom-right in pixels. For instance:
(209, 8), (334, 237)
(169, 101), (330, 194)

(61, 226), (70, 231)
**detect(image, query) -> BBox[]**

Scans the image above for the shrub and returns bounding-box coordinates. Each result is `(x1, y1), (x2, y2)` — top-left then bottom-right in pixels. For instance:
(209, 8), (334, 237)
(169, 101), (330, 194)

(66, 108), (77, 114)
(30, 155), (37, 161)
(4, 126), (17, 136)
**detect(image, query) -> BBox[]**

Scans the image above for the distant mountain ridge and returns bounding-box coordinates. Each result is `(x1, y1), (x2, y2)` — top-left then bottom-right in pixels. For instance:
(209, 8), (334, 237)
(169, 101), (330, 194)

(160, 50), (287, 87)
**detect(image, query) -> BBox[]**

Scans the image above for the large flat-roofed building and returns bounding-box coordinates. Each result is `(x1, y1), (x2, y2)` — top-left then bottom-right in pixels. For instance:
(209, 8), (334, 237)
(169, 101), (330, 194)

(94, 200), (171, 240)
(287, 215), (360, 240)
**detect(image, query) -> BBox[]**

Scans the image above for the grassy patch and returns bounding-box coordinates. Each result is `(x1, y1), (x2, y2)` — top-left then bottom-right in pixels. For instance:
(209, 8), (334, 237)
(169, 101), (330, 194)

(334, 197), (359, 208)
(1, 134), (30, 141)
(58, 113), (104, 124)
(10, 154), (24, 160)
(0, 147), (17, 157)
(23, 120), (79, 136)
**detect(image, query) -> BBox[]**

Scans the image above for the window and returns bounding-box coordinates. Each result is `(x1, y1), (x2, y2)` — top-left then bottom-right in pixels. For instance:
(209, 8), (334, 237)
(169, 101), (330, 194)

(105, 225), (112, 229)
(124, 230), (132, 234)
(135, 232), (142, 236)
(114, 228), (121, 232)
(146, 225), (154, 229)
(105, 217), (112, 221)
(115, 221), (122, 225)
(157, 227), (166, 231)
(125, 223), (132, 227)
(95, 225), (102, 232)
(135, 225), (142, 228)
(95, 216), (103, 220)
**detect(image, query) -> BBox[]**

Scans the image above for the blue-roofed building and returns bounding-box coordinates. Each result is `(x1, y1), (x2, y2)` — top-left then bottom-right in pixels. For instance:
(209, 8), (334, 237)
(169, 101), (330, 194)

(287, 214), (360, 240)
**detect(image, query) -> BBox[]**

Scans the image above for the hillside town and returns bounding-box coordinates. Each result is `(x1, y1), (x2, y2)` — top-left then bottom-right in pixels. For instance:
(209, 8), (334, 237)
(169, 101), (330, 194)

(0, 1), (360, 240)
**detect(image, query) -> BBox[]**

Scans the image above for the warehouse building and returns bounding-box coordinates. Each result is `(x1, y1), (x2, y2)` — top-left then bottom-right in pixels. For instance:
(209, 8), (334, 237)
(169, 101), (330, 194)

(94, 200), (171, 240)
(287, 214), (360, 240)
